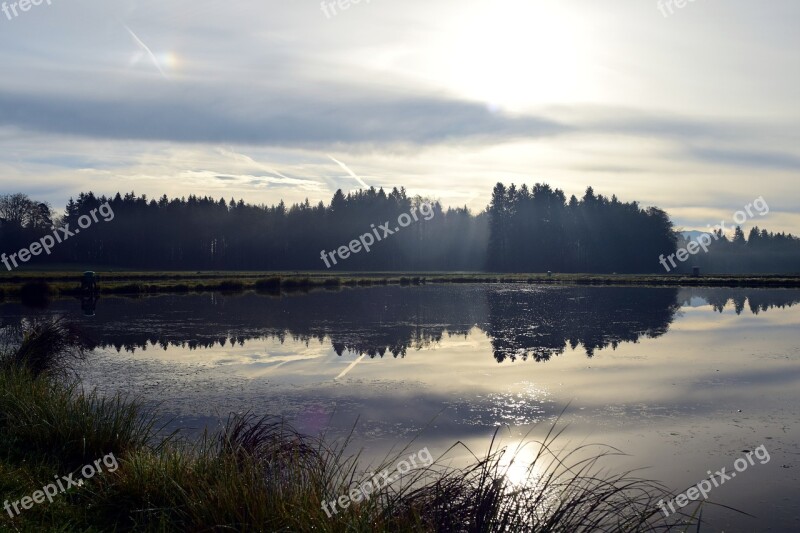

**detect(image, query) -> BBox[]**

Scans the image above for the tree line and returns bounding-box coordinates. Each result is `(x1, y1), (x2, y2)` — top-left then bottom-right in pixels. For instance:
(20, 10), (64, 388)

(672, 226), (800, 274)
(0, 185), (797, 273)
(486, 183), (677, 272)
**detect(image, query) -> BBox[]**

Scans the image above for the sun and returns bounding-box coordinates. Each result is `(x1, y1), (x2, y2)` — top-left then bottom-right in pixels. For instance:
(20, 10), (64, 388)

(436, 1), (591, 111)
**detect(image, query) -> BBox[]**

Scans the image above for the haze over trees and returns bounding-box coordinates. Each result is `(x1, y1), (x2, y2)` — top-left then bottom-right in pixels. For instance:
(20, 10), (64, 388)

(486, 183), (677, 273)
(0, 185), (798, 273)
(673, 226), (800, 274)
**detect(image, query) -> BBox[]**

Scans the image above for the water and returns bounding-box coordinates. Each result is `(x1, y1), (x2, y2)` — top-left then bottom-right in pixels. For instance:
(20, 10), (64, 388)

(3, 285), (799, 531)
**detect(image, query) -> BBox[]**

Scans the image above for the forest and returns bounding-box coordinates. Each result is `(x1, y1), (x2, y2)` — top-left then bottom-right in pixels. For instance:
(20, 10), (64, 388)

(0, 185), (798, 273)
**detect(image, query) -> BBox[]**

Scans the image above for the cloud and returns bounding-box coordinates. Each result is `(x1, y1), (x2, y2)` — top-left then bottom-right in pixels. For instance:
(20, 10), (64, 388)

(184, 170), (324, 191)
(0, 0), (798, 235)
(2, 83), (778, 159)
(0, 88), (568, 146)
(689, 147), (800, 171)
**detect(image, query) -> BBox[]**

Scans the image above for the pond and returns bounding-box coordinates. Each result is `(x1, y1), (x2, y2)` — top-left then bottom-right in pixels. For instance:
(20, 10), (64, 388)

(3, 285), (799, 531)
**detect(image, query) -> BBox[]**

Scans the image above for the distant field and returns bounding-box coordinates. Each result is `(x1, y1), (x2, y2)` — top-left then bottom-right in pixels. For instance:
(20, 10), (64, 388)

(1, 271), (800, 299)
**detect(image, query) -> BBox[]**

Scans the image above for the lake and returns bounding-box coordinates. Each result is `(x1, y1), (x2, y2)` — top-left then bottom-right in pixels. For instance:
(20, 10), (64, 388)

(3, 285), (799, 531)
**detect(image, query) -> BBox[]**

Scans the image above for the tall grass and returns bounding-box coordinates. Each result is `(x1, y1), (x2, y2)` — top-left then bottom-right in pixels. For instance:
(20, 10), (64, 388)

(0, 367), (156, 467)
(0, 318), (87, 377)
(309, 422), (685, 532)
(0, 321), (700, 531)
(0, 318), (158, 468)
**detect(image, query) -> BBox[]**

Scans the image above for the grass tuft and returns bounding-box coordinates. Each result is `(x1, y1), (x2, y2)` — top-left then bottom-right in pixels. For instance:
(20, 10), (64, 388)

(0, 317), (87, 377)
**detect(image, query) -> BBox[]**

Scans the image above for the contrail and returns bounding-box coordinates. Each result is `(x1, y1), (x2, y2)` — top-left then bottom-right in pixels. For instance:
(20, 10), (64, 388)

(335, 355), (366, 380)
(328, 155), (369, 189)
(125, 25), (167, 79)
(220, 148), (296, 181)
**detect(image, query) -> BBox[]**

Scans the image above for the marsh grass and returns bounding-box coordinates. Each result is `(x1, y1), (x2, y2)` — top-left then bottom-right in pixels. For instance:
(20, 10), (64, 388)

(0, 320), (705, 531)
(0, 318), (87, 378)
(0, 367), (157, 467)
(325, 421), (690, 533)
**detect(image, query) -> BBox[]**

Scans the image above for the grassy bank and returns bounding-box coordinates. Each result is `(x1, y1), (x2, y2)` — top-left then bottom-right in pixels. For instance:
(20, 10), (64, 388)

(0, 319), (696, 531)
(1, 271), (800, 300)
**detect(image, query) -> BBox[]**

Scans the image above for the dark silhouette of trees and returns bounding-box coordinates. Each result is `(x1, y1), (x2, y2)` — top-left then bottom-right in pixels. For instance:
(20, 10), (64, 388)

(2, 188), (486, 271)
(1, 184), (797, 273)
(0, 193), (54, 261)
(674, 226), (800, 274)
(487, 183), (677, 273)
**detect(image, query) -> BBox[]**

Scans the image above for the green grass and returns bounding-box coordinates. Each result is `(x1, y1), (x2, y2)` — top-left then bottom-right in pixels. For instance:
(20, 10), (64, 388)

(0, 319), (702, 531)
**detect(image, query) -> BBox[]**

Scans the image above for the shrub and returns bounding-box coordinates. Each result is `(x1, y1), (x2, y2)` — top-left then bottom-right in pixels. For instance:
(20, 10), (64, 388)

(281, 277), (311, 290)
(19, 281), (53, 307)
(215, 280), (245, 293)
(322, 278), (342, 288)
(255, 277), (282, 292)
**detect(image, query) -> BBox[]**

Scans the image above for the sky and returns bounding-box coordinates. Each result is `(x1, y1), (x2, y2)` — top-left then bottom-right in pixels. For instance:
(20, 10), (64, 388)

(0, 0), (798, 233)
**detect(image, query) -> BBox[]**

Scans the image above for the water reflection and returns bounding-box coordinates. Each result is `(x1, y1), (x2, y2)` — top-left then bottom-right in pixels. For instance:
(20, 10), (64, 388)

(2, 285), (799, 531)
(678, 287), (800, 314)
(486, 287), (680, 362)
(2, 285), (798, 364)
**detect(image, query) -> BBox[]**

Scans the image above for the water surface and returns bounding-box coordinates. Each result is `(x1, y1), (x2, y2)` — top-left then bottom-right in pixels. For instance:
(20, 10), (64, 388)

(3, 285), (799, 531)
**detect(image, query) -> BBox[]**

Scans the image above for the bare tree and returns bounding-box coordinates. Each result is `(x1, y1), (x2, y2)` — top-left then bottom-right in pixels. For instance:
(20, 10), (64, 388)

(0, 193), (35, 227)
(29, 202), (54, 230)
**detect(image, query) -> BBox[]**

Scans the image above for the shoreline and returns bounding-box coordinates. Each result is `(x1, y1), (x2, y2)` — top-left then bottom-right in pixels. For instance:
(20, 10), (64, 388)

(1, 271), (800, 299)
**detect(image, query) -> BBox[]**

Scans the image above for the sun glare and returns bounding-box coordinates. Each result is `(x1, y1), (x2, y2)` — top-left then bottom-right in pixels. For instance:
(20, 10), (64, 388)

(157, 52), (180, 71)
(497, 440), (543, 489)
(439, 1), (590, 111)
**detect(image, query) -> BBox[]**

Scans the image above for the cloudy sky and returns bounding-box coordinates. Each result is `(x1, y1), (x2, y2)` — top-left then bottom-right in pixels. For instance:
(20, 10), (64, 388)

(1, 0), (798, 233)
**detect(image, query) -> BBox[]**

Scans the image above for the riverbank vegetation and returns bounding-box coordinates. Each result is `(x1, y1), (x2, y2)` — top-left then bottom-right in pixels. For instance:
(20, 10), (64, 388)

(1, 271), (800, 303)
